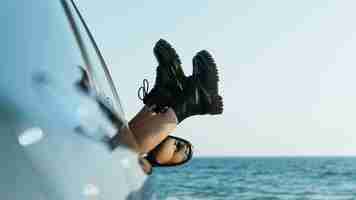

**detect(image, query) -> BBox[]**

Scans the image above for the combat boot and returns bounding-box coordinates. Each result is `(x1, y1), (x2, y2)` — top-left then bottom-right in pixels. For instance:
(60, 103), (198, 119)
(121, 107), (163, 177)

(142, 39), (188, 112)
(173, 75), (223, 123)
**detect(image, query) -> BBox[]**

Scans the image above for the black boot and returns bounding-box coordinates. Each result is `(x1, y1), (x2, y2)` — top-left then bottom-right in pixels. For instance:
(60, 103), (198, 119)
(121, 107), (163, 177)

(153, 39), (187, 91)
(173, 75), (223, 123)
(193, 50), (219, 96)
(142, 39), (188, 112)
(173, 50), (223, 123)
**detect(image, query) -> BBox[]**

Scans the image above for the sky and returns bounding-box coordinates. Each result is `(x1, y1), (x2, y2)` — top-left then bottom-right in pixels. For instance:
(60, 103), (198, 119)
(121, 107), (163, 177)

(77, 0), (356, 156)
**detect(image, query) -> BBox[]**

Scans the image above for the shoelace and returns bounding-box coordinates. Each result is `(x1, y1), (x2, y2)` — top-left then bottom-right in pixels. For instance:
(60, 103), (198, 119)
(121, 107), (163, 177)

(137, 79), (168, 113)
(137, 79), (149, 101)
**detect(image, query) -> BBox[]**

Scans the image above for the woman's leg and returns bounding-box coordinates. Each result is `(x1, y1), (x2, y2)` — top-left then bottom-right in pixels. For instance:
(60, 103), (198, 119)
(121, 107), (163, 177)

(128, 106), (155, 130)
(129, 107), (177, 153)
(110, 107), (177, 154)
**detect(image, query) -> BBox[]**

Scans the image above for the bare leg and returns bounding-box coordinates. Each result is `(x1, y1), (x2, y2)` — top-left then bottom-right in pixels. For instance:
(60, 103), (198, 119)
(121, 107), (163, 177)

(130, 108), (177, 153)
(129, 106), (155, 130)
(110, 107), (177, 154)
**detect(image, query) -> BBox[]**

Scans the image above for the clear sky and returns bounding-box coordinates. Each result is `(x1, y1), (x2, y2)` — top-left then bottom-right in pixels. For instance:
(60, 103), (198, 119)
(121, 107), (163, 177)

(77, 0), (356, 156)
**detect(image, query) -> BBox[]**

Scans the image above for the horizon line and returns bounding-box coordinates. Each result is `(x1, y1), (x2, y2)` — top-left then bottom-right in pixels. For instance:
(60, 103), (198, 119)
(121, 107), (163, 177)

(195, 155), (356, 158)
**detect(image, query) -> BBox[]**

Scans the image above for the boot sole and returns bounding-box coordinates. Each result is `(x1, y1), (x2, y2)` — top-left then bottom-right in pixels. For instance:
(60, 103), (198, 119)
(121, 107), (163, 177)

(210, 95), (224, 115)
(154, 39), (185, 90)
(193, 50), (219, 96)
(193, 50), (223, 114)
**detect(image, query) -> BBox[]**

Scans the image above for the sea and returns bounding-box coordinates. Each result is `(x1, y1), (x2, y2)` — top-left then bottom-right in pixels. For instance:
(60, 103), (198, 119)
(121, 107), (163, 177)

(146, 157), (356, 200)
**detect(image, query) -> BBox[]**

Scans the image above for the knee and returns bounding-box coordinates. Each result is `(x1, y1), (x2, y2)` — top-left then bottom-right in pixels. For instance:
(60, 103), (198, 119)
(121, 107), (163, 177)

(161, 108), (178, 124)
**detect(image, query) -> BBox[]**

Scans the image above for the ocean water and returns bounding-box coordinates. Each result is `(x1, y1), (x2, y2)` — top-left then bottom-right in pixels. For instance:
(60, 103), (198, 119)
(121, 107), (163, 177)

(148, 157), (356, 200)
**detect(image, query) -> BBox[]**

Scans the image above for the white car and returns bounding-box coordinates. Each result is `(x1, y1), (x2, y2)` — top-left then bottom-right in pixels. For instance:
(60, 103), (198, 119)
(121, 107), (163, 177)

(0, 1), (147, 199)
